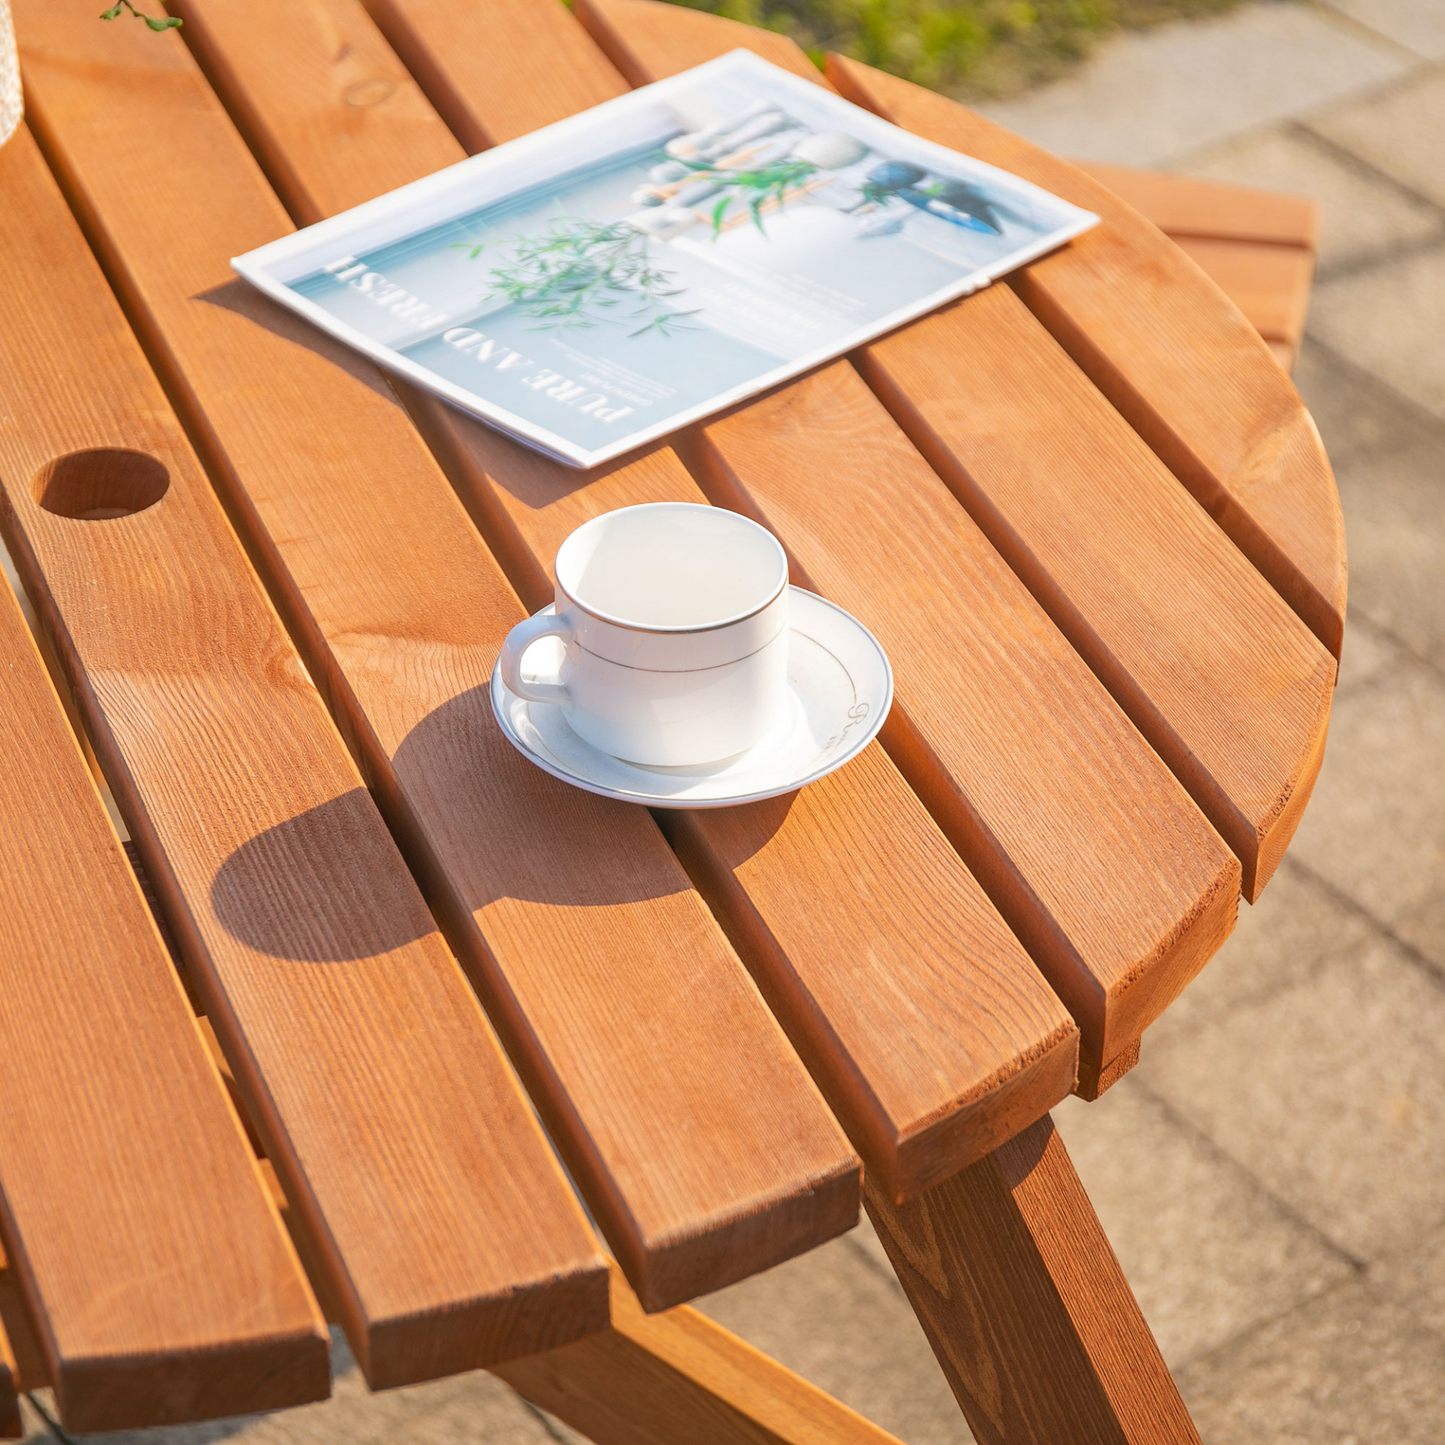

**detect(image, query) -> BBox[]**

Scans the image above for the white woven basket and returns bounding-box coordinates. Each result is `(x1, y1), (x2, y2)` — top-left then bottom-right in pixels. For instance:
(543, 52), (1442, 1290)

(0, 0), (20, 150)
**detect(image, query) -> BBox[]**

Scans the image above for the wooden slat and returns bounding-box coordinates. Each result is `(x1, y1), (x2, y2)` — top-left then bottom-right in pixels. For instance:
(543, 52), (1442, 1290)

(0, 472), (329, 1429)
(0, 117), (610, 1388)
(1171, 236), (1315, 348)
(359, 0), (1243, 1092)
(1070, 160), (1319, 249)
(497, 1264), (906, 1444)
(827, 56), (1346, 660)
(853, 283), (1334, 902)
(0, 1244), (43, 1396)
(866, 1116), (1201, 1444)
(550, 0), (1295, 1067)
(0, 1263), (16, 1439)
(570, 0), (1335, 903)
(17, 0), (862, 1314)
(366, 0), (627, 146)
(167, 0), (1081, 1216)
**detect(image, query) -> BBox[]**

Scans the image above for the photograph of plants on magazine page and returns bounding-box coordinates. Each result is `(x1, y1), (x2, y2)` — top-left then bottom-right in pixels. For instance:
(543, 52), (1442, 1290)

(233, 49), (1098, 468)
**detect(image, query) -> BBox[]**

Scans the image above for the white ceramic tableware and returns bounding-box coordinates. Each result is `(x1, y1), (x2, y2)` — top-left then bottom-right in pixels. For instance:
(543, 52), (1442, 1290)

(493, 587), (892, 807)
(498, 503), (791, 767)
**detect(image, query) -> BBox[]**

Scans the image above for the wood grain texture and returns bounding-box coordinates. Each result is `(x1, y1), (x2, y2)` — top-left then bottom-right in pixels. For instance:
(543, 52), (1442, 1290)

(0, 522), (328, 1430)
(1066, 165), (1319, 371)
(0, 1244), (43, 1395)
(1171, 236), (1315, 350)
(0, 115), (609, 1387)
(583, 0), (1334, 905)
(364, 0), (628, 147)
(562, 0), (1253, 1076)
(827, 57), (1346, 660)
(574, 0), (823, 87)
(1071, 160), (1319, 248)
(19, 0), (860, 1313)
(866, 1115), (1202, 1445)
(0, 1270), (15, 1439)
(856, 282), (1333, 902)
(496, 1264), (905, 1444)
(192, 0), (1082, 1202)
(679, 365), (1240, 1058)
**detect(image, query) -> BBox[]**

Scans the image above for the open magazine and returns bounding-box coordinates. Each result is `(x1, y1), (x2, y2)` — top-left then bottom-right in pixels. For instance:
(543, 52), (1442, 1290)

(233, 50), (1098, 469)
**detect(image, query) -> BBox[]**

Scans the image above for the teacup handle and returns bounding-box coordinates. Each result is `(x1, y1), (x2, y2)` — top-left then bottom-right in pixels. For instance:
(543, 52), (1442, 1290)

(499, 611), (572, 707)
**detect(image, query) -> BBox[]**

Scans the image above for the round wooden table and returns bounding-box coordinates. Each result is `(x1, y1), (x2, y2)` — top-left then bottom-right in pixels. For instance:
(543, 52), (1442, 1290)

(0, 0), (1342, 1440)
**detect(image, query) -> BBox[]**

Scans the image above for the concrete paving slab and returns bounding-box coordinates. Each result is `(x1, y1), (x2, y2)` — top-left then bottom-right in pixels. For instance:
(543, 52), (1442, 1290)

(1176, 1274), (1445, 1444)
(1146, 862), (1373, 1045)
(1324, 0), (1445, 59)
(1052, 1080), (1353, 1367)
(1295, 338), (1436, 483)
(1332, 616), (1413, 699)
(1288, 657), (1445, 968)
(694, 1230), (974, 1445)
(1372, 1218), (1445, 1335)
(977, 2), (1406, 166)
(1311, 65), (1445, 207)
(1175, 124), (1444, 274)
(1311, 241), (1445, 426)
(1330, 429), (1445, 673)
(1139, 938), (1445, 1262)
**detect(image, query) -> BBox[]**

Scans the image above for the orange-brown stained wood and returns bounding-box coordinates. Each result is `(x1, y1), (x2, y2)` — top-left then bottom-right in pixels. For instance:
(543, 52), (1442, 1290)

(1070, 160), (1320, 249)
(574, 0), (1332, 907)
(331, 0), (1248, 1091)
(0, 120), (609, 1389)
(0, 531), (329, 1431)
(365, 0), (628, 147)
(0, 1243), (43, 1396)
(574, 0), (823, 87)
(546, 0), (1250, 1079)
(179, 0), (1083, 1197)
(866, 1116), (1203, 1443)
(1171, 236), (1316, 351)
(827, 56), (1347, 660)
(17, 0), (862, 1309)
(852, 285), (1334, 902)
(496, 1264), (907, 1444)
(0, 1276), (16, 1438)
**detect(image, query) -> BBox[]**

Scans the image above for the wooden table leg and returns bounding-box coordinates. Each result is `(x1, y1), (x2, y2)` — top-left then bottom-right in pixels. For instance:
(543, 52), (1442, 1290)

(0, 1267), (18, 1440)
(866, 1115), (1200, 1445)
(0, 1345), (15, 1439)
(496, 1265), (903, 1445)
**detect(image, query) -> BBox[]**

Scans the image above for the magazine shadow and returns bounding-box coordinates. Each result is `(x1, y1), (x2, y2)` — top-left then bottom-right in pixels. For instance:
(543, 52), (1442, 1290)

(196, 278), (411, 410)
(212, 685), (798, 962)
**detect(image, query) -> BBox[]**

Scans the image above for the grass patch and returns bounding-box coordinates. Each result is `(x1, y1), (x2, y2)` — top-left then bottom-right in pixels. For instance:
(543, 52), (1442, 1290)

(666, 0), (1245, 98)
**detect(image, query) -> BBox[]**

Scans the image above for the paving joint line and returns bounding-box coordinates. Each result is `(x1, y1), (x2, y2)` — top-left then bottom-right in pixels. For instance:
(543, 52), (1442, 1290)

(1167, 1270), (1372, 1379)
(1314, 228), (1445, 285)
(1305, 0), (1434, 65)
(23, 1393), (75, 1445)
(1336, 612), (1445, 695)
(1291, 117), (1445, 224)
(1126, 1076), (1368, 1273)
(1279, 855), (1445, 992)
(1301, 332), (1445, 445)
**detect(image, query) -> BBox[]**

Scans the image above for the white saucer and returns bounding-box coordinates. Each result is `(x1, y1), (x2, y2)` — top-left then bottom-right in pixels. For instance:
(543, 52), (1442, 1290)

(490, 587), (893, 808)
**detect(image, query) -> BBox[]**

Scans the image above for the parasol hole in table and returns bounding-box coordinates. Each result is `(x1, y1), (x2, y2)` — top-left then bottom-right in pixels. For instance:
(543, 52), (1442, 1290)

(32, 447), (170, 520)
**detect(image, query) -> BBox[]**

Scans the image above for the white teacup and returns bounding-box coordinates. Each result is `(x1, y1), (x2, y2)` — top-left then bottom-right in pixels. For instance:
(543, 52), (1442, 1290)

(499, 503), (790, 767)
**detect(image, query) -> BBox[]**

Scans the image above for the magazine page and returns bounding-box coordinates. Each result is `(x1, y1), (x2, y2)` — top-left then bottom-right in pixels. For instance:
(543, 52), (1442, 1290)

(233, 50), (1098, 469)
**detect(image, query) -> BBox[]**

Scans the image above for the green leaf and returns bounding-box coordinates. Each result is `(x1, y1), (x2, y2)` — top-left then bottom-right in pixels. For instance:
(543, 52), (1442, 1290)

(99, 4), (124, 18)
(710, 195), (730, 238)
(145, 14), (182, 28)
